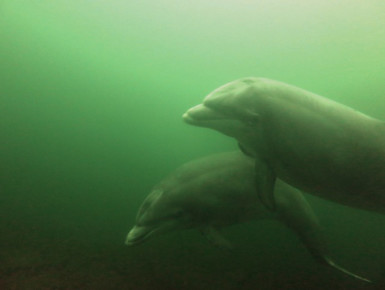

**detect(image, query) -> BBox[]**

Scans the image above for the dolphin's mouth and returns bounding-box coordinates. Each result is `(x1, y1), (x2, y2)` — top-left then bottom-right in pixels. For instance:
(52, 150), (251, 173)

(125, 226), (156, 246)
(183, 104), (228, 126)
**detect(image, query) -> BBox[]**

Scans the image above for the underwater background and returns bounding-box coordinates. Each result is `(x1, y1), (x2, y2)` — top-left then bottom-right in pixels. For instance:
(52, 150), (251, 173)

(1, 0), (385, 289)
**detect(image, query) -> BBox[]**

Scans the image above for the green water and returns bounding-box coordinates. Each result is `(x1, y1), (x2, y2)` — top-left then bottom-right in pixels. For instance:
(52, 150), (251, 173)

(1, 1), (385, 289)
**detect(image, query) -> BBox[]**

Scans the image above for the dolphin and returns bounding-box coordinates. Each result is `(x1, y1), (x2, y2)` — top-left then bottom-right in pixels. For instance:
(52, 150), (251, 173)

(125, 151), (370, 282)
(183, 77), (385, 213)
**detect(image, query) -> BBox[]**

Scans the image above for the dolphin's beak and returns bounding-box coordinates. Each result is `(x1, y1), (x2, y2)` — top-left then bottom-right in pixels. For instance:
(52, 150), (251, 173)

(125, 225), (153, 246)
(183, 104), (227, 126)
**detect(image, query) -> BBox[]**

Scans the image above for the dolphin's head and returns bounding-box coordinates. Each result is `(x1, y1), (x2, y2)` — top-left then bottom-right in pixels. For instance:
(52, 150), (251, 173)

(125, 188), (192, 246)
(183, 77), (265, 142)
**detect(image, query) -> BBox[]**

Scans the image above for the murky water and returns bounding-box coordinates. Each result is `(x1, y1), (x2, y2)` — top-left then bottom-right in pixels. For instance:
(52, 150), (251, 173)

(1, 1), (385, 289)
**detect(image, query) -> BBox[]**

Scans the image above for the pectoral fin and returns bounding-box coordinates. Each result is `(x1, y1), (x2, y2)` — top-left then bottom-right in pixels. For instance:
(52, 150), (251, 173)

(254, 157), (276, 211)
(200, 226), (233, 250)
(323, 256), (372, 283)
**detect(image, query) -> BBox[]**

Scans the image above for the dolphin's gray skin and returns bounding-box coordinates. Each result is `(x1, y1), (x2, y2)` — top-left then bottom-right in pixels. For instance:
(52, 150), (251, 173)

(183, 77), (385, 213)
(125, 152), (370, 282)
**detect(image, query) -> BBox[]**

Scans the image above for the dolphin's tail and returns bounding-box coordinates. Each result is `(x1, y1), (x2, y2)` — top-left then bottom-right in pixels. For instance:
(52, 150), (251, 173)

(322, 256), (372, 283)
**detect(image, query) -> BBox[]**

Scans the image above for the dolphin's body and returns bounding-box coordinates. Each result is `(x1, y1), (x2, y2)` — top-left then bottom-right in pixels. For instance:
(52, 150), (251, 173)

(125, 152), (370, 282)
(183, 78), (385, 213)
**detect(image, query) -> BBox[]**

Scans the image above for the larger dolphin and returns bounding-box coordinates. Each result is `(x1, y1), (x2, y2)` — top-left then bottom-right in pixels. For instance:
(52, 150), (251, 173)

(125, 151), (370, 282)
(183, 78), (385, 213)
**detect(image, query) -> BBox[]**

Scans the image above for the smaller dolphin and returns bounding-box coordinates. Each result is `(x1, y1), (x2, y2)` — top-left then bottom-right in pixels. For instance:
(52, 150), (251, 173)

(125, 152), (370, 283)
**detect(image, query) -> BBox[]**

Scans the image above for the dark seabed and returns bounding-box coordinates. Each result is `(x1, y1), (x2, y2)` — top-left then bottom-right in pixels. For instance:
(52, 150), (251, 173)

(1, 1), (385, 289)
